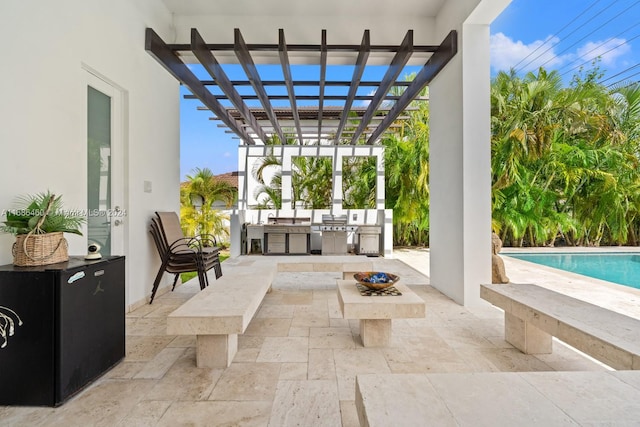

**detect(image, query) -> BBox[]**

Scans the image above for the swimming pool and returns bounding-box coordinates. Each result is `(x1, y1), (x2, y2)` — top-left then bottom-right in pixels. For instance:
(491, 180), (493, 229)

(506, 253), (640, 290)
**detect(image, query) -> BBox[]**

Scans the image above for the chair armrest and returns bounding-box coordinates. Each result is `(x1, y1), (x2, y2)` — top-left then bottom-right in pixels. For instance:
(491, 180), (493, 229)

(168, 237), (201, 253)
(196, 233), (219, 248)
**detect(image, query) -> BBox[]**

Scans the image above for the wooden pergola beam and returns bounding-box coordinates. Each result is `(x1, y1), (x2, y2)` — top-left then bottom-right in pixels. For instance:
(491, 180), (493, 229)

(279, 29), (303, 144)
(351, 30), (413, 145)
(334, 30), (370, 143)
(191, 29), (265, 144)
(148, 27), (458, 146)
(318, 30), (327, 144)
(199, 80), (414, 87)
(367, 30), (458, 144)
(185, 94), (428, 101)
(234, 28), (286, 143)
(144, 28), (253, 143)
(167, 43), (439, 53)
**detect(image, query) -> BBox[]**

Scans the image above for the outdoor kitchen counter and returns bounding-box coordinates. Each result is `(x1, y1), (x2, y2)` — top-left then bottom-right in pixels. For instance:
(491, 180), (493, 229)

(263, 224), (311, 255)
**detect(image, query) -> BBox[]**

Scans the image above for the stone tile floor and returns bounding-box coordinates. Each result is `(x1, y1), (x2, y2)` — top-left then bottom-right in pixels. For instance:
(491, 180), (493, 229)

(3, 248), (631, 427)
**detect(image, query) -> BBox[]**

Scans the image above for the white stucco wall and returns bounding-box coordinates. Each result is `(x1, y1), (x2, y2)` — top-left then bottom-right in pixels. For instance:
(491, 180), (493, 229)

(0, 0), (180, 310)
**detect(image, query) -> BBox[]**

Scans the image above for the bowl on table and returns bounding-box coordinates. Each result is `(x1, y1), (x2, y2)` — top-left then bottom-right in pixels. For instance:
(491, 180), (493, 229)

(353, 272), (399, 290)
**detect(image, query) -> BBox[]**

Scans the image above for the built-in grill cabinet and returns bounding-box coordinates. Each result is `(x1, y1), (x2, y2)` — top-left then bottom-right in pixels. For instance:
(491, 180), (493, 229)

(320, 215), (349, 255)
(355, 225), (381, 255)
(264, 225), (311, 254)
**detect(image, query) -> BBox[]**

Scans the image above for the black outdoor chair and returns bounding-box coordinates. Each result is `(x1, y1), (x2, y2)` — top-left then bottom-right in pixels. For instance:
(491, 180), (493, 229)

(149, 211), (222, 304)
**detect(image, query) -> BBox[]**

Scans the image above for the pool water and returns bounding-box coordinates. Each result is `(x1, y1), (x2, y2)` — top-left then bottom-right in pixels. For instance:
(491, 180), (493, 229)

(506, 253), (640, 290)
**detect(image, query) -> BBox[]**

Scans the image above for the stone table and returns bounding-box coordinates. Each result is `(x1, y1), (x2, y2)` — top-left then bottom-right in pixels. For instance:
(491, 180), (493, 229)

(336, 279), (426, 347)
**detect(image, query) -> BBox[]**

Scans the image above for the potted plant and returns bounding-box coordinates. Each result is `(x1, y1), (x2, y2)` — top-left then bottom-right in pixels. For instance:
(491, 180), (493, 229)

(1, 191), (85, 266)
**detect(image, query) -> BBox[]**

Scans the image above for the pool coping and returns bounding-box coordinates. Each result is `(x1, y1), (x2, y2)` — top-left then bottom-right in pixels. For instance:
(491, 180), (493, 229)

(499, 247), (640, 320)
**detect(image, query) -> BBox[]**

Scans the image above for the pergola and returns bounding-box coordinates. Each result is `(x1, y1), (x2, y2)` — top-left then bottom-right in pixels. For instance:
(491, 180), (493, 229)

(143, 0), (510, 307)
(145, 28), (457, 145)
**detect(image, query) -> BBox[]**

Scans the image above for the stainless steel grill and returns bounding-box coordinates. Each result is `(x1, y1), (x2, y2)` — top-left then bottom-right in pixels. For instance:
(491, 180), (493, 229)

(356, 225), (381, 234)
(321, 214), (347, 227)
(321, 215), (348, 255)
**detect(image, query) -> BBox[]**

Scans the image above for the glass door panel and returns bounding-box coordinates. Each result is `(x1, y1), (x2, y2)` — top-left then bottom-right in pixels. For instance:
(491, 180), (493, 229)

(87, 86), (112, 256)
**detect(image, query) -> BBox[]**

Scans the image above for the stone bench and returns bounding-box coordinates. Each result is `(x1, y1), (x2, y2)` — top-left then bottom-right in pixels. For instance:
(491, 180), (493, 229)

(481, 283), (640, 370)
(277, 260), (373, 274)
(166, 258), (376, 368)
(355, 371), (640, 426)
(167, 258), (277, 368)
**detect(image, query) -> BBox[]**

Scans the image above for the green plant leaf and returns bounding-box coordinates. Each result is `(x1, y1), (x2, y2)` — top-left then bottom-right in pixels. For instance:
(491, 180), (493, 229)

(1, 191), (85, 236)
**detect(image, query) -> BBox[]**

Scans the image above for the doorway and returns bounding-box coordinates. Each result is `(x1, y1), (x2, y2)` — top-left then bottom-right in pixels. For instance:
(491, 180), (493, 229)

(85, 70), (126, 257)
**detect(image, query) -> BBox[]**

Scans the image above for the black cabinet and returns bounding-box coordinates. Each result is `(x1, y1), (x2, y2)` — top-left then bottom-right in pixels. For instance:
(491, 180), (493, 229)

(0, 256), (125, 406)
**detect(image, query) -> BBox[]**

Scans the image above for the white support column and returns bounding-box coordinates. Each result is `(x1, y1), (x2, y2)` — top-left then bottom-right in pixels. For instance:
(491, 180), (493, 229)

(375, 149), (385, 210)
(333, 146), (344, 213)
(231, 145), (249, 258)
(281, 147), (293, 211)
(237, 145), (249, 210)
(229, 210), (243, 258)
(429, 22), (492, 306)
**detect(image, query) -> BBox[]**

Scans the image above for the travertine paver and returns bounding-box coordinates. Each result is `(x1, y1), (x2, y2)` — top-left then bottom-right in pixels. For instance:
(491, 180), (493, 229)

(356, 371), (640, 426)
(1, 251), (632, 427)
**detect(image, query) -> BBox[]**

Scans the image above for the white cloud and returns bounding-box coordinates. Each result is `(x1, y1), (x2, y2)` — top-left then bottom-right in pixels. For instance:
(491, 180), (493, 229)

(490, 32), (565, 72)
(223, 151), (231, 157)
(358, 89), (376, 107)
(575, 38), (630, 67)
(491, 33), (633, 75)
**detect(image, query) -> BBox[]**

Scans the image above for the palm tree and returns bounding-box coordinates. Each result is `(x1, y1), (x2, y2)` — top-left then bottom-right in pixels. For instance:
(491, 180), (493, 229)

(491, 66), (640, 247)
(342, 156), (377, 209)
(291, 156), (333, 208)
(180, 167), (237, 244)
(383, 87), (431, 246)
(251, 153), (282, 209)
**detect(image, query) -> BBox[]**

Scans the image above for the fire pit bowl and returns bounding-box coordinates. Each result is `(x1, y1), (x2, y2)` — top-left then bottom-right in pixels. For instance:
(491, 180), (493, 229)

(353, 272), (399, 290)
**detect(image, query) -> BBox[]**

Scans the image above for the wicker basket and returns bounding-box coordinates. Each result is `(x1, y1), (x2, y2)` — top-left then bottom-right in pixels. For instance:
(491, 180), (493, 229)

(12, 231), (69, 267)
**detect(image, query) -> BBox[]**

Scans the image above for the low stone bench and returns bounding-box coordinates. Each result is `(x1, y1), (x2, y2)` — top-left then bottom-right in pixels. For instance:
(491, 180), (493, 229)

(277, 260), (373, 274)
(481, 283), (640, 370)
(167, 258), (277, 368)
(355, 371), (640, 426)
(166, 258), (376, 368)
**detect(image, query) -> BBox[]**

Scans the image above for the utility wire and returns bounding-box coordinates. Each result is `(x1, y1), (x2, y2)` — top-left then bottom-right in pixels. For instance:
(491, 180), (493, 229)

(555, 20), (640, 73)
(600, 62), (640, 83)
(607, 69), (640, 88)
(511, 0), (603, 71)
(515, 0), (622, 73)
(560, 33), (640, 77)
(538, 0), (640, 70)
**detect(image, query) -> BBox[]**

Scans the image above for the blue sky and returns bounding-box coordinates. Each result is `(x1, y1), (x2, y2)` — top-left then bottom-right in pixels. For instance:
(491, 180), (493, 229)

(491, 0), (639, 80)
(180, 0), (640, 179)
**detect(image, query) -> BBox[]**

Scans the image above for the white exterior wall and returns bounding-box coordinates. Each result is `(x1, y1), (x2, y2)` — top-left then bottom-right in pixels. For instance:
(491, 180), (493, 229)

(0, 0), (180, 310)
(429, 0), (510, 305)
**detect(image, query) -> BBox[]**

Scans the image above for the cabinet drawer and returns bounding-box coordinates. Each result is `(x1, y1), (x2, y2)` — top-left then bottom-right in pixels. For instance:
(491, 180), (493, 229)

(267, 243), (286, 253)
(268, 233), (286, 243)
(289, 234), (308, 253)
